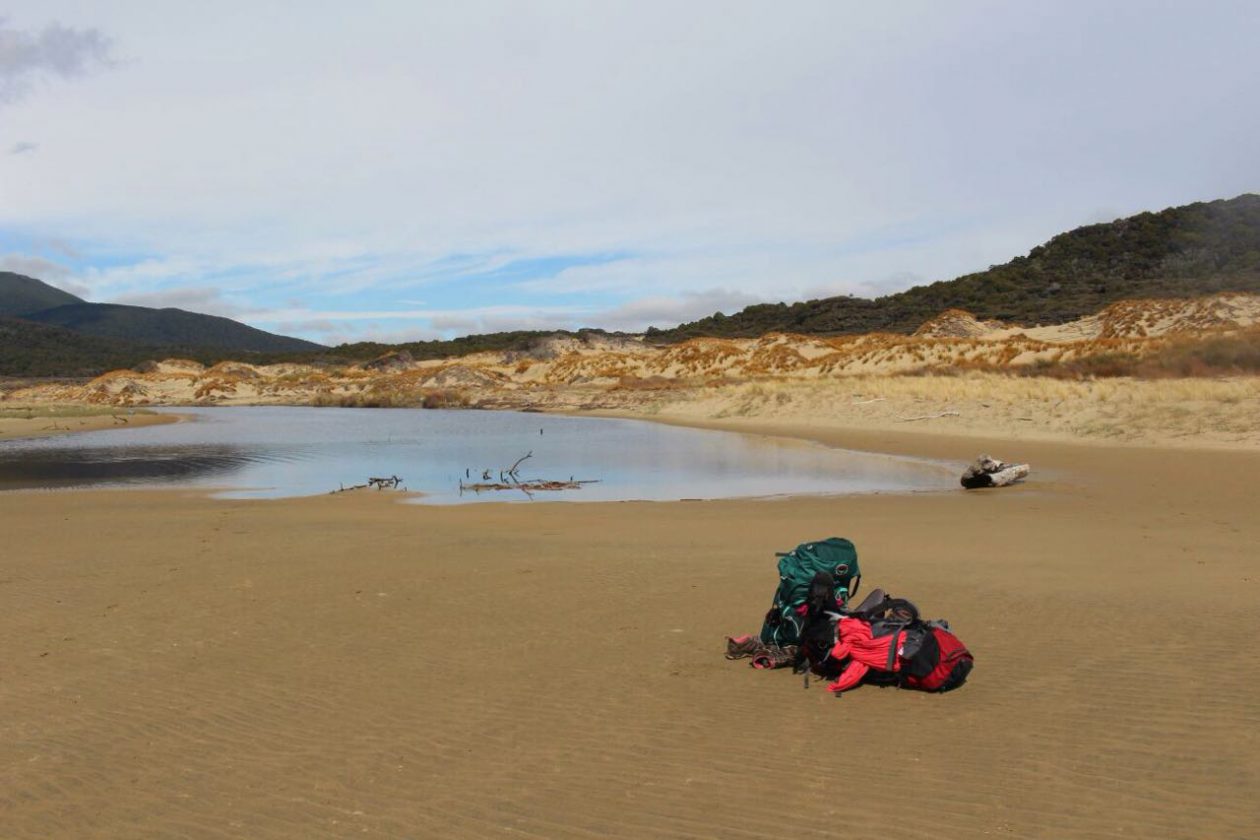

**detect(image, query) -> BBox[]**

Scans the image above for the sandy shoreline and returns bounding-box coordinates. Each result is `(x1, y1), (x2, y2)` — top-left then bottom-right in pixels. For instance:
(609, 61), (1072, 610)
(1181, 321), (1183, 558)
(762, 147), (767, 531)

(1, 416), (1257, 838)
(0, 408), (177, 442)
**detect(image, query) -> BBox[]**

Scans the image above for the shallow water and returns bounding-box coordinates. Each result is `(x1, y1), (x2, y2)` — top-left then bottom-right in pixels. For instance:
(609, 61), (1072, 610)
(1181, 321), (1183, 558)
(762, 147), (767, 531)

(0, 407), (954, 503)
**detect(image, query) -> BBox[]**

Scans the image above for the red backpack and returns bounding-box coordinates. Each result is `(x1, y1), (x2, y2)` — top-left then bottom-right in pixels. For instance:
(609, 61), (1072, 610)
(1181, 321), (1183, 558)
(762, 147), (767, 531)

(851, 594), (975, 693)
(899, 625), (974, 692)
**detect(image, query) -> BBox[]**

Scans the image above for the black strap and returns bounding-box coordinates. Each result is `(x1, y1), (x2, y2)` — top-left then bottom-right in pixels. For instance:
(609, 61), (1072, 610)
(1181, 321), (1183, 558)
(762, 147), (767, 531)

(886, 628), (901, 672)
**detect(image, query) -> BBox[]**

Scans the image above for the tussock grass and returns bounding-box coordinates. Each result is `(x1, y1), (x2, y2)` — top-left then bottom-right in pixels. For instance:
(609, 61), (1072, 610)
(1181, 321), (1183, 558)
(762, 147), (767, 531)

(989, 328), (1260, 380)
(0, 404), (155, 419)
(308, 388), (471, 409)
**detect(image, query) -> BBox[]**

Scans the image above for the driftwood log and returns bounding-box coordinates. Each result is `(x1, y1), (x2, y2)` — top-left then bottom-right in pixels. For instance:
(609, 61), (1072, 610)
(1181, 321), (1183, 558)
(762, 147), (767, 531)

(960, 455), (1029, 489)
(330, 475), (405, 494)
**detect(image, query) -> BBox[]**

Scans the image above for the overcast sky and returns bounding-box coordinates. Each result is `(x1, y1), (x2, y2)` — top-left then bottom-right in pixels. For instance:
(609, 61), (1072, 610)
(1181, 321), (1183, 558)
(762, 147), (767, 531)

(1, 1), (1257, 344)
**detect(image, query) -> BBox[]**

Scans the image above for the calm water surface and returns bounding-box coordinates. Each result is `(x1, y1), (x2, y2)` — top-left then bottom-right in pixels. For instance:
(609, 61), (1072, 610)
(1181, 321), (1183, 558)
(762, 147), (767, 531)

(0, 407), (954, 503)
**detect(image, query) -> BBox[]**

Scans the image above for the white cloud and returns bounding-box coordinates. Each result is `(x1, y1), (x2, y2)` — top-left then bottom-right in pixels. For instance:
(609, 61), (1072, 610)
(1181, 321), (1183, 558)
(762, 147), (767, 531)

(1, 252), (71, 280)
(2, 1), (1257, 338)
(256, 288), (780, 343)
(592, 290), (766, 332)
(111, 285), (248, 318)
(853, 272), (928, 300)
(0, 253), (92, 296)
(0, 18), (113, 103)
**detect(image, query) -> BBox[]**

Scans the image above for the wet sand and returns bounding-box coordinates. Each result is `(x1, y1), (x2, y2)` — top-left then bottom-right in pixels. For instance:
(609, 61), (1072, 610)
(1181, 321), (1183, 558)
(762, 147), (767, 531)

(1, 423), (1257, 838)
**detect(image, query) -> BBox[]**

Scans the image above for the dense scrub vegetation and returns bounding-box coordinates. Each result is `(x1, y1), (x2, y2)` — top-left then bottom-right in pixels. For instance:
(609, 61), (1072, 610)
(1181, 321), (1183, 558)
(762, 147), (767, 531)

(0, 318), (167, 377)
(1024, 327), (1260, 380)
(650, 194), (1260, 341)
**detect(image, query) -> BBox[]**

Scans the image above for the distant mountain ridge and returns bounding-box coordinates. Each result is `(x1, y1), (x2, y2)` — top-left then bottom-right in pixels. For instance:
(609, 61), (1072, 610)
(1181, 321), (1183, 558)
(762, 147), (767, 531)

(0, 271), (85, 317)
(28, 302), (323, 353)
(649, 194), (1260, 341)
(0, 273), (322, 356)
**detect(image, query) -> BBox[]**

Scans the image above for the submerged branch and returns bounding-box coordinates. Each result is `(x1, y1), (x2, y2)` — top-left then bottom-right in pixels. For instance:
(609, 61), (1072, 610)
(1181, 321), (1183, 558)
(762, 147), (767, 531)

(458, 451), (598, 496)
(460, 478), (600, 494)
(330, 474), (406, 494)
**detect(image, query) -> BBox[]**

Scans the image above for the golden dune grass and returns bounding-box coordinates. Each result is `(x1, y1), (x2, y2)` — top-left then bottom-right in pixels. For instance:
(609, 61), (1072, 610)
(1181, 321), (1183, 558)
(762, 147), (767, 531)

(634, 373), (1260, 448)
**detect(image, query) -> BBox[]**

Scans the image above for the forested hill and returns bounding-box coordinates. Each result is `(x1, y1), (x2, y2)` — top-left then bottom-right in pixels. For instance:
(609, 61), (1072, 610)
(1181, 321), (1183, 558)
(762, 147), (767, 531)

(0, 273), (323, 354)
(0, 271), (85, 317)
(649, 194), (1260, 342)
(26, 303), (323, 353)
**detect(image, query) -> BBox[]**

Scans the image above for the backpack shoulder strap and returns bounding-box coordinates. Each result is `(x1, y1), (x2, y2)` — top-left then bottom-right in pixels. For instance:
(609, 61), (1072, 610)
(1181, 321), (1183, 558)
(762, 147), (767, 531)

(885, 628), (902, 672)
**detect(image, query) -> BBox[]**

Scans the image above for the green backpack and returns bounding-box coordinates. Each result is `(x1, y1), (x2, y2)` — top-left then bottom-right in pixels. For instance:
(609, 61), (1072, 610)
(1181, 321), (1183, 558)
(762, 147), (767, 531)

(759, 538), (861, 646)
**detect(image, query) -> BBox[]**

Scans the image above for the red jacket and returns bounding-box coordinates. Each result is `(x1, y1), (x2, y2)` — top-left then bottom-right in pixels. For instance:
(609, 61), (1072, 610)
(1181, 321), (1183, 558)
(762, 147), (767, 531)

(826, 617), (902, 693)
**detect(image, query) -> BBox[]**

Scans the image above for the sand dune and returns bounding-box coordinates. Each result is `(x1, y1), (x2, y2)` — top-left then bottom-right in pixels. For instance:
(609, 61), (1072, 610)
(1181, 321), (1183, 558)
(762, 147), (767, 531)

(18, 302), (1260, 449)
(918, 292), (1260, 341)
(8, 295), (1259, 453)
(11, 294), (1260, 410)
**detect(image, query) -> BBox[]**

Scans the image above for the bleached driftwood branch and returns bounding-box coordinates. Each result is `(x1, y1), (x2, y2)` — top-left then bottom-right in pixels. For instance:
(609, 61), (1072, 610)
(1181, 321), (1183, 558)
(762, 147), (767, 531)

(461, 478), (600, 493)
(459, 451), (596, 497)
(330, 475), (406, 494)
(897, 411), (960, 422)
(507, 451), (532, 477)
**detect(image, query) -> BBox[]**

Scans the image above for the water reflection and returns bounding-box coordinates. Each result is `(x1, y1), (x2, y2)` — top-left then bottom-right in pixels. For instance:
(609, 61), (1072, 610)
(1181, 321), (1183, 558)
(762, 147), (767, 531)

(0, 407), (954, 503)
(0, 445), (269, 489)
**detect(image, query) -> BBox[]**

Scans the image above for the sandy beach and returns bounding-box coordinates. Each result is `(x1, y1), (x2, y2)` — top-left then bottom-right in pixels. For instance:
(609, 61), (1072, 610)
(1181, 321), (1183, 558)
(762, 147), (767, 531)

(6, 4), (1256, 836)
(0, 407), (176, 442)
(1, 416), (1257, 839)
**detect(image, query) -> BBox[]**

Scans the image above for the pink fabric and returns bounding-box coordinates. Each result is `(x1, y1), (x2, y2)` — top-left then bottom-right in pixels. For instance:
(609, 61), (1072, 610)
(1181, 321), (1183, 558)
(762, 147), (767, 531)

(827, 617), (900, 693)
